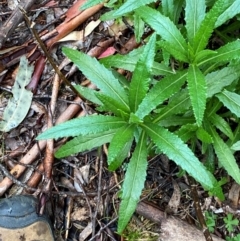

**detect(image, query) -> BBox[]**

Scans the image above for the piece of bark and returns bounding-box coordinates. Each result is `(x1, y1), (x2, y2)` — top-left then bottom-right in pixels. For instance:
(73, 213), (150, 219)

(136, 202), (225, 241)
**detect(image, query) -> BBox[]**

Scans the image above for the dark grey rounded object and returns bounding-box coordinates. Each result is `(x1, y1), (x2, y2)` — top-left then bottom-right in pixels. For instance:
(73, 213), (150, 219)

(0, 195), (51, 229)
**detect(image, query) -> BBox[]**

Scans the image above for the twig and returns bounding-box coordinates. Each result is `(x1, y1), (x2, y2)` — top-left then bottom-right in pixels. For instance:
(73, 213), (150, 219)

(19, 6), (83, 98)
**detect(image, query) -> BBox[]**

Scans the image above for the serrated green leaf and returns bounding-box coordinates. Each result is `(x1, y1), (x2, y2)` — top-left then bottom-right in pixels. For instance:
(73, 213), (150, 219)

(0, 56), (33, 132)
(208, 113), (234, 140)
(208, 125), (240, 184)
(187, 65), (206, 126)
(216, 89), (240, 117)
(118, 132), (147, 233)
(135, 6), (188, 62)
(107, 124), (135, 168)
(185, 0), (206, 44)
(135, 70), (187, 120)
(37, 115), (126, 140)
(162, 0), (184, 24)
(215, 0), (240, 28)
(134, 14), (145, 43)
(142, 122), (216, 190)
(196, 127), (213, 144)
(74, 85), (102, 105)
(192, 0), (230, 54)
(81, 0), (103, 10)
(95, 92), (129, 117)
(153, 89), (191, 123)
(55, 129), (116, 158)
(100, 47), (173, 76)
(206, 66), (240, 98)
(194, 50), (217, 64)
(109, 139), (133, 171)
(199, 40), (240, 67)
(158, 40), (189, 62)
(159, 116), (195, 127)
(62, 47), (129, 112)
(231, 141), (240, 151)
(175, 123), (198, 142)
(129, 33), (156, 112)
(112, 0), (156, 19)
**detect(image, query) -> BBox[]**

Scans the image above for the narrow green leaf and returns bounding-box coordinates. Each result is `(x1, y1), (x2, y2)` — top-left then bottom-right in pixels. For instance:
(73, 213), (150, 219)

(107, 124), (135, 167)
(109, 139), (133, 171)
(142, 123), (216, 189)
(134, 14), (145, 43)
(208, 125), (240, 184)
(206, 66), (240, 98)
(100, 48), (173, 76)
(74, 85), (102, 105)
(118, 132), (147, 233)
(162, 0), (184, 24)
(159, 116), (195, 127)
(192, 0), (230, 53)
(153, 89), (191, 123)
(96, 93), (129, 117)
(216, 89), (240, 117)
(112, 0), (155, 18)
(135, 6), (188, 62)
(196, 127), (213, 144)
(55, 130), (116, 158)
(194, 49), (217, 64)
(175, 123), (197, 142)
(62, 47), (129, 112)
(0, 56), (33, 132)
(135, 70), (187, 120)
(187, 64), (206, 126)
(129, 33), (156, 112)
(231, 141), (240, 151)
(37, 115), (126, 140)
(208, 113), (234, 140)
(81, 0), (103, 10)
(215, 0), (240, 28)
(199, 40), (240, 67)
(158, 40), (189, 62)
(185, 0), (206, 44)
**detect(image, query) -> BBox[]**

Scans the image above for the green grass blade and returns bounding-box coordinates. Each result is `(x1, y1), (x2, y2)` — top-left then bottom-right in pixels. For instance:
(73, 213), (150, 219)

(185, 0), (206, 44)
(37, 115), (126, 140)
(135, 70), (187, 120)
(216, 89), (240, 117)
(135, 6), (188, 62)
(215, 0), (240, 28)
(187, 64), (206, 126)
(208, 125), (240, 184)
(192, 0), (230, 54)
(107, 124), (135, 168)
(55, 130), (116, 158)
(62, 47), (129, 112)
(118, 132), (148, 233)
(129, 33), (156, 112)
(142, 122), (216, 190)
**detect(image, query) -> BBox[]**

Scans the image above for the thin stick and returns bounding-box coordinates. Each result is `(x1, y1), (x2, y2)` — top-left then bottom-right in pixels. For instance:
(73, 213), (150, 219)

(19, 7), (82, 98)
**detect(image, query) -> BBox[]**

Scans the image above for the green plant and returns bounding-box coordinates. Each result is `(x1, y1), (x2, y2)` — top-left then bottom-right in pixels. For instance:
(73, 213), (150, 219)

(205, 211), (217, 233)
(224, 214), (239, 233)
(226, 234), (240, 241)
(37, 0), (240, 233)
